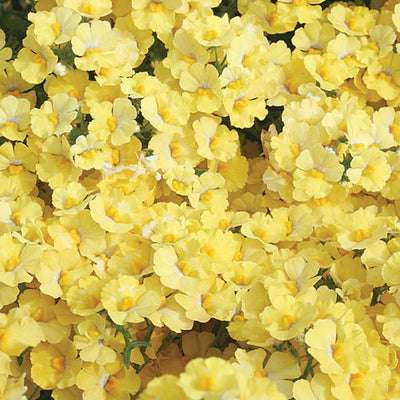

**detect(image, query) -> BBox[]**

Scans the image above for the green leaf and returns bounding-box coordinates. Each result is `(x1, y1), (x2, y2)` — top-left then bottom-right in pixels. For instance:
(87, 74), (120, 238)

(195, 168), (208, 176)
(52, 41), (75, 69)
(67, 107), (89, 145)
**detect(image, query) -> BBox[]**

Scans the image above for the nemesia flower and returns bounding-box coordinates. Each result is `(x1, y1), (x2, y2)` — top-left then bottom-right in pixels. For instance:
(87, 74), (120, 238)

(30, 93), (78, 138)
(76, 357), (140, 400)
(88, 98), (138, 146)
(0, 30), (11, 72)
(101, 275), (160, 325)
(193, 115), (239, 162)
(0, 307), (41, 356)
(13, 28), (58, 84)
(4, 3), (400, 399)
(188, 13), (234, 47)
(178, 357), (239, 399)
(30, 339), (82, 390)
(180, 63), (222, 113)
(141, 90), (190, 134)
(0, 95), (31, 141)
(63, 0), (112, 18)
(131, 0), (187, 33)
(28, 7), (81, 46)
(71, 20), (117, 71)
(73, 314), (117, 365)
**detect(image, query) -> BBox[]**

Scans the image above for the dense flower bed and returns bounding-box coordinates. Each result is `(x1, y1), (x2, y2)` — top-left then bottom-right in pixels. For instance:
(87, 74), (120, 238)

(1, 0), (400, 399)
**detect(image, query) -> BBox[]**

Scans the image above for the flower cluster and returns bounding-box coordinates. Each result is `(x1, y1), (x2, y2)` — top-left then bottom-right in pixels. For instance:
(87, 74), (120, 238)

(1, 0), (400, 399)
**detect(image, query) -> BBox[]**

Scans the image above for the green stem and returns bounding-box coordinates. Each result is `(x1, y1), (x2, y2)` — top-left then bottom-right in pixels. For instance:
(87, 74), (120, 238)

(213, 321), (228, 348)
(27, 386), (40, 400)
(300, 355), (314, 380)
(156, 332), (176, 355)
(140, 322), (155, 355)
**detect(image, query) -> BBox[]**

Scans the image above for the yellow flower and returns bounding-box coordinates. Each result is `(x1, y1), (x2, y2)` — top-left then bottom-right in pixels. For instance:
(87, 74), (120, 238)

(270, 121), (322, 172)
(357, 24), (395, 65)
(148, 290), (194, 333)
(37, 247), (91, 298)
(226, 32), (268, 77)
(371, 107), (398, 150)
(245, 0), (297, 35)
(0, 30), (11, 72)
(292, 21), (335, 54)
(36, 136), (82, 190)
(0, 95), (30, 141)
(30, 339), (82, 390)
(260, 295), (316, 340)
(178, 357), (238, 399)
(149, 128), (201, 172)
(31, 93), (78, 138)
(96, 27), (140, 86)
(44, 69), (89, 110)
(28, 7), (81, 46)
(107, 234), (152, 278)
(363, 53), (400, 101)
(0, 233), (41, 287)
(52, 181), (90, 216)
(66, 275), (104, 316)
(193, 115), (239, 162)
(164, 164), (197, 196)
(71, 20), (117, 71)
(327, 4), (378, 36)
(63, 0), (112, 18)
(0, 63), (36, 107)
(382, 251), (400, 286)
(174, 275), (216, 323)
(188, 13), (234, 47)
(241, 211), (286, 250)
(0, 193), (42, 235)
(0, 307), (41, 356)
(224, 94), (268, 129)
(18, 289), (70, 344)
(162, 29), (210, 79)
(131, 0), (186, 34)
(196, 279), (236, 321)
(220, 66), (252, 101)
(88, 98), (138, 146)
(69, 134), (106, 170)
(153, 239), (203, 292)
(304, 53), (349, 91)
(101, 275), (160, 325)
(13, 28), (58, 84)
(89, 188), (139, 233)
(346, 147), (391, 191)
(326, 33), (361, 78)
(188, 171), (228, 212)
(76, 357), (140, 400)
(293, 373), (336, 400)
(376, 302), (400, 347)
(73, 314), (116, 365)
(141, 90), (190, 134)
(0, 141), (37, 197)
(208, 155), (249, 192)
(180, 63), (222, 113)
(121, 72), (166, 99)
(266, 255), (320, 302)
(138, 374), (190, 400)
(293, 144), (344, 201)
(305, 319), (345, 375)
(335, 206), (388, 251)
